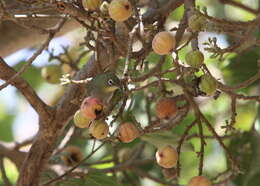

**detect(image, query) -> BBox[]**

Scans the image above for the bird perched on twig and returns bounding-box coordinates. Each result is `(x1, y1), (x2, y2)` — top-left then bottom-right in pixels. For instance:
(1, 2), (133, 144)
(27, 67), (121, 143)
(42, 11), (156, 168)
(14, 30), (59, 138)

(86, 71), (123, 108)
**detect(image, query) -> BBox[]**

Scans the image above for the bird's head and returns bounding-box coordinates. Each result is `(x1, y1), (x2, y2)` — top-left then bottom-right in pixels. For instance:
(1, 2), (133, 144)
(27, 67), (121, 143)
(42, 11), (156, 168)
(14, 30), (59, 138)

(102, 72), (122, 93)
(89, 72), (122, 94)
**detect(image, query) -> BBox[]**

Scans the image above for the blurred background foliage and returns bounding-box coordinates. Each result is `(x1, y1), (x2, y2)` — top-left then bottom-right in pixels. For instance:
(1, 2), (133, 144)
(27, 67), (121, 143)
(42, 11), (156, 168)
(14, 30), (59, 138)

(1, 0), (260, 185)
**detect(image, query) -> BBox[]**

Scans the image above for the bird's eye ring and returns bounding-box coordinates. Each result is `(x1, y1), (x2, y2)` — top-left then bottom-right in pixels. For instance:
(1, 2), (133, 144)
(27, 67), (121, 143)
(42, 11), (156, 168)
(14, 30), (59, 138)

(108, 79), (114, 86)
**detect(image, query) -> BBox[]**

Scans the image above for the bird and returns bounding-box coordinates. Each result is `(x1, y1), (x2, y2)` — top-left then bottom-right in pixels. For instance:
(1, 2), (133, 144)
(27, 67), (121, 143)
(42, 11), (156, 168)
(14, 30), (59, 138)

(86, 71), (123, 107)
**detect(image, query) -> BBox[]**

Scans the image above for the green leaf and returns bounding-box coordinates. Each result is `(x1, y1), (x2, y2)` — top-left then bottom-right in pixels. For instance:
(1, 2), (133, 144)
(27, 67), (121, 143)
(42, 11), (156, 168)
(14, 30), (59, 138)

(234, 103), (257, 131)
(13, 61), (43, 89)
(0, 112), (14, 142)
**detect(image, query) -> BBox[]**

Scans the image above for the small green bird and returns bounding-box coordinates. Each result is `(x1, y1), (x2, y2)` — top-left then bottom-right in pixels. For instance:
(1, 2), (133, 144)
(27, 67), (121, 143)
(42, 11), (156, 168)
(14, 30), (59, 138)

(86, 72), (123, 106)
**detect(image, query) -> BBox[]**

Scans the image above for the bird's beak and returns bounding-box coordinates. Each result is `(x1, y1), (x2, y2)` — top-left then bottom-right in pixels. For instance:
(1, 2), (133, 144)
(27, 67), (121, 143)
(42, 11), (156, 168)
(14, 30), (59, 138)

(104, 86), (120, 93)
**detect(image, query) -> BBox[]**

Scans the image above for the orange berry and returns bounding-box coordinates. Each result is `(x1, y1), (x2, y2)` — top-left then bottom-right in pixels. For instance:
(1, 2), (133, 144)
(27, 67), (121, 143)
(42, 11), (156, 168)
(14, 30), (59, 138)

(156, 98), (177, 119)
(156, 145), (178, 168)
(152, 31), (176, 55)
(117, 122), (140, 143)
(188, 176), (212, 186)
(108, 0), (132, 22)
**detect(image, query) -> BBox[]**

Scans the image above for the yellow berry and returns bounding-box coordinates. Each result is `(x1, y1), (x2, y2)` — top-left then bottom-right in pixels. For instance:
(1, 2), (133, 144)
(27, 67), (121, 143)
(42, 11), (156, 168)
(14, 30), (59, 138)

(89, 120), (109, 140)
(156, 145), (178, 168)
(108, 0), (132, 22)
(41, 65), (62, 84)
(73, 110), (92, 128)
(185, 50), (204, 68)
(188, 176), (212, 186)
(83, 0), (102, 11)
(152, 31), (176, 55)
(117, 122), (140, 143)
(199, 74), (217, 96)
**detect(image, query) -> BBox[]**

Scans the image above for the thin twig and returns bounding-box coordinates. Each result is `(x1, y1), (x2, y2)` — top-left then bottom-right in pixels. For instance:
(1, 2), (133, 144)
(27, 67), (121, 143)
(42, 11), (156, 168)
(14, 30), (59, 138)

(198, 122), (205, 176)
(0, 18), (67, 91)
(123, 24), (139, 78)
(219, 0), (259, 15)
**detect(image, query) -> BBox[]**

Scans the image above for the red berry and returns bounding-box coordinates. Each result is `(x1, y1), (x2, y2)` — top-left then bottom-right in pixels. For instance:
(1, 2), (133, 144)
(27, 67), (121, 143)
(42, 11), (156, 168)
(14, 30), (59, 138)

(80, 97), (103, 119)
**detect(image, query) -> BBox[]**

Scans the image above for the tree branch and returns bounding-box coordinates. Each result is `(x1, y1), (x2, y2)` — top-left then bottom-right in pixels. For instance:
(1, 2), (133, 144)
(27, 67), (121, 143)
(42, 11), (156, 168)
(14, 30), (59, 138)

(0, 18), (66, 91)
(219, 0), (260, 15)
(0, 57), (52, 119)
(0, 142), (26, 170)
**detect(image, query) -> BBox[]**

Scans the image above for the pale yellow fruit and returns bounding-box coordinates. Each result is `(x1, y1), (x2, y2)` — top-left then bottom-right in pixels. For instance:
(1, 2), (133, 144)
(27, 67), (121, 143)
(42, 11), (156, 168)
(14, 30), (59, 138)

(188, 176), (212, 186)
(73, 110), (92, 128)
(156, 145), (178, 168)
(199, 74), (217, 96)
(89, 120), (109, 140)
(41, 65), (62, 84)
(152, 31), (176, 55)
(83, 0), (102, 11)
(108, 0), (132, 22)
(185, 50), (204, 68)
